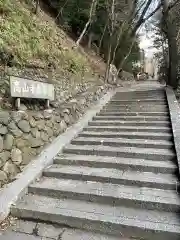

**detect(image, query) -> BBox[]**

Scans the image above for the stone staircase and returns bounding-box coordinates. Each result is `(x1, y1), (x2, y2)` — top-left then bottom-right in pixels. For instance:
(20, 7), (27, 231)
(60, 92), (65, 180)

(11, 89), (180, 240)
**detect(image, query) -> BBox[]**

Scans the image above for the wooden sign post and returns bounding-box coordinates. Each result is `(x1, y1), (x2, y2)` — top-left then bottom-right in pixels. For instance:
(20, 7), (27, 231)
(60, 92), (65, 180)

(10, 76), (55, 110)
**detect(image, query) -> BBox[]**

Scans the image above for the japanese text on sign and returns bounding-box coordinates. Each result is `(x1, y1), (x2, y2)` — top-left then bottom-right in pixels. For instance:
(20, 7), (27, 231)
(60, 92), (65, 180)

(10, 76), (55, 101)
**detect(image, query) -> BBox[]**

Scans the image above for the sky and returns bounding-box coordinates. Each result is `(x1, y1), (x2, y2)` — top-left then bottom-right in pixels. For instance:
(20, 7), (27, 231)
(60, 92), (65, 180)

(140, 35), (155, 57)
(139, 0), (160, 58)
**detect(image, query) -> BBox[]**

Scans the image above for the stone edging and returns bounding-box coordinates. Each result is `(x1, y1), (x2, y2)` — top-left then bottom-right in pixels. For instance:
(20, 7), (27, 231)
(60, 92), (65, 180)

(166, 87), (180, 174)
(0, 89), (116, 223)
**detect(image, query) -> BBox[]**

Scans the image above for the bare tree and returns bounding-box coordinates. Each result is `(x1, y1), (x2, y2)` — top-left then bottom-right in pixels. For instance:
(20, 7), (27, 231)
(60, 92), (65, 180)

(35, 0), (40, 15)
(98, 21), (108, 55)
(111, 0), (138, 64)
(76, 0), (98, 46)
(55, 0), (69, 21)
(104, 0), (116, 82)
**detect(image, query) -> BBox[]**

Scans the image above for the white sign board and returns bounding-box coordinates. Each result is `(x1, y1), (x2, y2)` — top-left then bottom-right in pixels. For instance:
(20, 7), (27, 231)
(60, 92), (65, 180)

(10, 76), (55, 101)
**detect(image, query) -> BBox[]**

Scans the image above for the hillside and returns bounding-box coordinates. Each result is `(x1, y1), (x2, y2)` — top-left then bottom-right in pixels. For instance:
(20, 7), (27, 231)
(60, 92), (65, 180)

(0, 0), (106, 79)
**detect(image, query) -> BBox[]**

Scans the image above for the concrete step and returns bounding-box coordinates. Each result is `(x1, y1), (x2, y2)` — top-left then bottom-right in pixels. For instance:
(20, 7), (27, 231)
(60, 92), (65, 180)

(106, 102), (167, 106)
(112, 91), (165, 96)
(112, 93), (165, 97)
(11, 194), (180, 240)
(93, 115), (170, 121)
(1, 229), (122, 240)
(103, 103), (168, 107)
(55, 154), (177, 174)
(63, 144), (175, 161)
(114, 89), (165, 94)
(111, 96), (166, 99)
(110, 99), (167, 103)
(108, 101), (167, 106)
(112, 93), (166, 99)
(110, 97), (166, 100)
(79, 131), (172, 140)
(29, 177), (180, 212)
(89, 120), (170, 127)
(104, 106), (168, 110)
(84, 126), (171, 133)
(43, 165), (178, 190)
(111, 98), (166, 102)
(97, 112), (169, 116)
(100, 109), (169, 114)
(105, 102), (167, 105)
(71, 137), (173, 149)
(102, 107), (168, 112)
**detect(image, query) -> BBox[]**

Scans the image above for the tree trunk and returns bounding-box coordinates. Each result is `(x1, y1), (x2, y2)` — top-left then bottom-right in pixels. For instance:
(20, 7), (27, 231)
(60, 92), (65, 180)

(98, 22), (107, 55)
(35, 0), (39, 15)
(88, 32), (94, 48)
(57, 0), (69, 19)
(105, 39), (112, 82)
(167, 30), (178, 88)
(76, 21), (91, 46)
(76, 0), (98, 46)
(111, 22), (126, 64)
(111, 0), (138, 65)
(117, 37), (136, 74)
(162, 0), (178, 88)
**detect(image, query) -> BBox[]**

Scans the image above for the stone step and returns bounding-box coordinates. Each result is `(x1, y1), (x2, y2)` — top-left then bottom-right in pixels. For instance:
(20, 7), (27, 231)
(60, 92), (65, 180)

(111, 95), (166, 99)
(110, 99), (167, 103)
(63, 144), (175, 161)
(112, 93), (165, 97)
(71, 137), (173, 149)
(100, 109), (169, 114)
(114, 89), (165, 94)
(0, 229), (122, 240)
(102, 107), (168, 112)
(29, 177), (180, 212)
(11, 194), (180, 240)
(97, 112), (169, 116)
(93, 115), (170, 121)
(104, 106), (168, 110)
(112, 93), (166, 98)
(55, 154), (176, 174)
(89, 120), (170, 127)
(43, 165), (178, 190)
(111, 97), (165, 99)
(79, 131), (172, 140)
(113, 91), (165, 97)
(83, 126), (171, 133)
(109, 101), (167, 106)
(113, 91), (165, 94)
(105, 101), (167, 105)
(106, 102), (167, 106)
(103, 101), (167, 105)
(111, 97), (166, 100)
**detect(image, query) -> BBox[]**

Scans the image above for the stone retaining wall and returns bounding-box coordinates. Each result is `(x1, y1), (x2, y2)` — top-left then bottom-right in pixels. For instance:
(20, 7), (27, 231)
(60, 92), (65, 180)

(0, 83), (112, 187)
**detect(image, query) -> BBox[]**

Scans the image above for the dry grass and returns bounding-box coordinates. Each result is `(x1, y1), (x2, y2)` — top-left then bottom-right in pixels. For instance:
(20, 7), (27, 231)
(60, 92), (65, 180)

(0, 0), (93, 76)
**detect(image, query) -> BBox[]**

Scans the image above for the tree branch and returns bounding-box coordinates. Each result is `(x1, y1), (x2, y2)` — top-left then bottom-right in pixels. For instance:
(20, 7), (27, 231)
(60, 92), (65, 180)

(55, 0), (69, 20)
(130, 0), (152, 36)
(111, 0), (137, 64)
(76, 0), (98, 46)
(166, 0), (180, 12)
(143, 2), (162, 23)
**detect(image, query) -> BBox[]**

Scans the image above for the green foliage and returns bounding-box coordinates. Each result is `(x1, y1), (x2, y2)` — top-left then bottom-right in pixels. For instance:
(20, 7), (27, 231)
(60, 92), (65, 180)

(50, 0), (140, 71)
(0, 0), (92, 75)
(0, 0), (140, 75)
